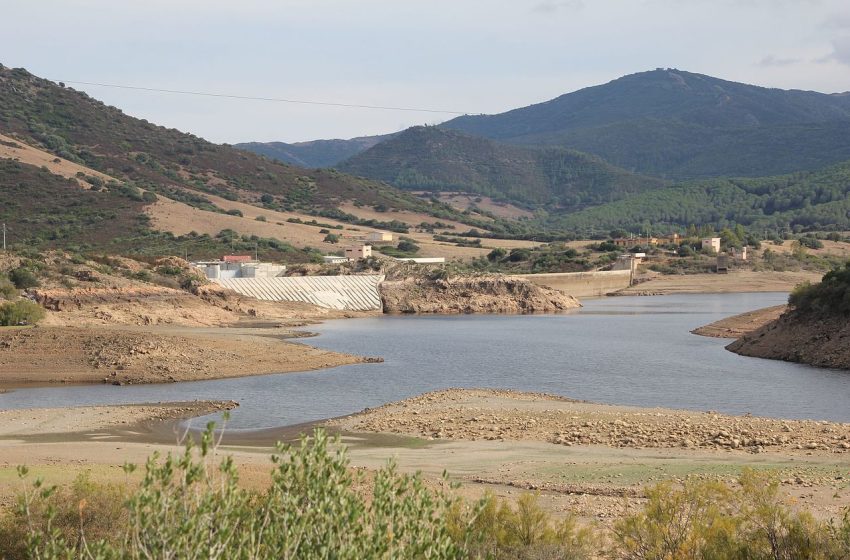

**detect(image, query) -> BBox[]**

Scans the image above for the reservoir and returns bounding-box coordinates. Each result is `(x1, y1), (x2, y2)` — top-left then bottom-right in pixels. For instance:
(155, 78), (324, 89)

(1, 293), (848, 429)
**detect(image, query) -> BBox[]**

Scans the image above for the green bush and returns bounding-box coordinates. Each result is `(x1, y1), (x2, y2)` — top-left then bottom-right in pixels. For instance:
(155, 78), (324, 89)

(0, 276), (17, 300)
(614, 470), (843, 560)
(323, 233), (340, 244)
(16, 427), (476, 559)
(8, 268), (39, 289)
(225, 209), (243, 217)
(788, 263), (850, 314)
(0, 300), (45, 326)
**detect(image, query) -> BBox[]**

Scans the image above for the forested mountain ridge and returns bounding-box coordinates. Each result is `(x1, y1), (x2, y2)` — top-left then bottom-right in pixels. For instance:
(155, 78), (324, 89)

(441, 69), (850, 179)
(337, 126), (666, 208)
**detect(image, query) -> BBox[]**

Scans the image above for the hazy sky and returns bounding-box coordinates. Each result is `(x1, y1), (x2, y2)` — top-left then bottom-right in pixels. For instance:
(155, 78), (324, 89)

(3, 0), (849, 143)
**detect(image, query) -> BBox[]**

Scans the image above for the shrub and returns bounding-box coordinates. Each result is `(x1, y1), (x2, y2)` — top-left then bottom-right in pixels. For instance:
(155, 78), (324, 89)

(256, 215), (267, 222)
(0, 300), (45, 326)
(0, 276), (17, 300)
(397, 240), (420, 253)
(16, 427), (476, 559)
(788, 263), (850, 315)
(323, 233), (340, 244)
(614, 470), (838, 560)
(8, 268), (39, 289)
(225, 209), (243, 217)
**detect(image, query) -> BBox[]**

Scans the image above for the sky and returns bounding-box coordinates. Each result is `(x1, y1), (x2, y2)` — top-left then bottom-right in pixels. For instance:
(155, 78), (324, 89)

(3, 0), (849, 144)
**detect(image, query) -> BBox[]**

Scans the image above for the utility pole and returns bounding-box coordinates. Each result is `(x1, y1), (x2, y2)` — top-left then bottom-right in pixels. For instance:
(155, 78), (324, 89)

(2, 223), (5, 251)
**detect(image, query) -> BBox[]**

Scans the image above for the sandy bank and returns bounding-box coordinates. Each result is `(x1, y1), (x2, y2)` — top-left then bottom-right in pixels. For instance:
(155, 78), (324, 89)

(0, 326), (367, 389)
(617, 270), (820, 296)
(691, 304), (787, 338)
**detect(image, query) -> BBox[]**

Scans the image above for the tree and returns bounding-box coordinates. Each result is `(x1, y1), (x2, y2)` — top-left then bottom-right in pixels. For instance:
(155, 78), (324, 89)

(323, 233), (340, 244)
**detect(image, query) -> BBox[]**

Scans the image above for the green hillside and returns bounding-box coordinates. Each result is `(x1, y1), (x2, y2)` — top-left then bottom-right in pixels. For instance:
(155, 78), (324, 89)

(552, 160), (850, 232)
(0, 64), (498, 256)
(338, 126), (666, 208)
(443, 69), (850, 179)
(0, 65), (470, 220)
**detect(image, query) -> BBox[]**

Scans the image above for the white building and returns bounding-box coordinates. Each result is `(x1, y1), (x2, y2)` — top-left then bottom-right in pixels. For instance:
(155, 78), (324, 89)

(344, 245), (372, 260)
(366, 231), (393, 243)
(193, 256), (286, 280)
(322, 255), (349, 264)
(701, 237), (721, 254)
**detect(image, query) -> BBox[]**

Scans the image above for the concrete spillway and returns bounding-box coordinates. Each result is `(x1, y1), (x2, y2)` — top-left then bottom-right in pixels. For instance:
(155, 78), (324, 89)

(214, 275), (384, 311)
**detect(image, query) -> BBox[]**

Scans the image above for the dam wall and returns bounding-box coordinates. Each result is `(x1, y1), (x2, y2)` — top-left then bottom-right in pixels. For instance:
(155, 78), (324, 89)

(513, 270), (632, 298)
(215, 275), (384, 311)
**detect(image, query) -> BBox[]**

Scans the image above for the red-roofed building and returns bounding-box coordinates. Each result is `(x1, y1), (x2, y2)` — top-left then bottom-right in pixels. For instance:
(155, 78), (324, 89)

(222, 255), (253, 263)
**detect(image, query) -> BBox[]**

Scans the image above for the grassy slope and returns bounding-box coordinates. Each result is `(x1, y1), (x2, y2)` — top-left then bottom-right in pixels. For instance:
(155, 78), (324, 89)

(338, 126), (666, 208)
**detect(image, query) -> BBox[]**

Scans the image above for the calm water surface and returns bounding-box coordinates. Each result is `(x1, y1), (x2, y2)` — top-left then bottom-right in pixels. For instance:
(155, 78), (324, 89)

(2, 293), (848, 429)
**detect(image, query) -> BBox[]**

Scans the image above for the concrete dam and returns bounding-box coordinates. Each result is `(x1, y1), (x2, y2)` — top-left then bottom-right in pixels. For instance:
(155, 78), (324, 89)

(214, 275), (385, 311)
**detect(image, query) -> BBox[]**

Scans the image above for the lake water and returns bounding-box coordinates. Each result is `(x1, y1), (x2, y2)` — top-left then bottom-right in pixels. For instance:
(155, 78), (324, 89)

(2, 293), (848, 429)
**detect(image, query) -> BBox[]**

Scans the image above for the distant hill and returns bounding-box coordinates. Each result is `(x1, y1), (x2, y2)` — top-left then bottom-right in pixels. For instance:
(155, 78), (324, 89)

(236, 134), (393, 168)
(338, 126), (666, 209)
(441, 69), (850, 179)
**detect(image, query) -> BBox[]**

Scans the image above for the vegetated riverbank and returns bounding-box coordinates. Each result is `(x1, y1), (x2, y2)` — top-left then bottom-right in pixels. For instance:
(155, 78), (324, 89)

(727, 310), (850, 370)
(380, 274), (581, 314)
(726, 264), (850, 370)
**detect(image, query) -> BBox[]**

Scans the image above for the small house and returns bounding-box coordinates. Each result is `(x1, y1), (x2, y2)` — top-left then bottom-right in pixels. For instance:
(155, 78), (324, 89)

(344, 245), (372, 260)
(701, 237), (721, 254)
(366, 232), (393, 243)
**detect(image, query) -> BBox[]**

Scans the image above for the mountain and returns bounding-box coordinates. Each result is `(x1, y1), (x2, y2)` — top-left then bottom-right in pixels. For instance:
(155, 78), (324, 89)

(441, 69), (850, 179)
(0, 64), (487, 255)
(236, 134), (393, 168)
(337, 126), (666, 208)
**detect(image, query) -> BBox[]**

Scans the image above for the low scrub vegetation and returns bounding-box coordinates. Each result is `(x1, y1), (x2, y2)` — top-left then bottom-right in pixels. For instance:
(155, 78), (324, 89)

(789, 262), (850, 315)
(3, 426), (849, 559)
(0, 300), (45, 326)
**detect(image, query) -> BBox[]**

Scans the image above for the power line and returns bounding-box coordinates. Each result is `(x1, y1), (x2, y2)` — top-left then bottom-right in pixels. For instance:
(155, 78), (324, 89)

(52, 79), (471, 115)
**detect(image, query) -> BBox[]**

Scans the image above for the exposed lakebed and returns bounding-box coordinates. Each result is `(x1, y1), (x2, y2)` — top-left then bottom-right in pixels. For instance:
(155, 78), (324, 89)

(2, 293), (848, 429)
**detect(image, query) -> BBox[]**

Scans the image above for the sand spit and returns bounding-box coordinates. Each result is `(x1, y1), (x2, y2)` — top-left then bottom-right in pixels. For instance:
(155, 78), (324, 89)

(691, 304), (787, 338)
(0, 326), (365, 388)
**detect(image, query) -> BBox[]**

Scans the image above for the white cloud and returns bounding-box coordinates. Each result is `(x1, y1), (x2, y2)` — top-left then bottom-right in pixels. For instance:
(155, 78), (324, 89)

(757, 54), (801, 67)
(532, 0), (584, 14)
